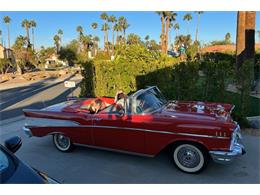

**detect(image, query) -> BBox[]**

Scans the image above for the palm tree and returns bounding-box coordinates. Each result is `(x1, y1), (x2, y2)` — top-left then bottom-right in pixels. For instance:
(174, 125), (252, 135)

(3, 16), (11, 48)
(183, 13), (193, 35)
(76, 26), (83, 52)
(165, 12), (177, 50)
(100, 12), (109, 51)
(127, 33), (141, 45)
(21, 19), (31, 48)
(173, 23), (180, 37)
(30, 20), (37, 50)
(58, 29), (63, 47)
(195, 11), (204, 42)
(113, 23), (122, 45)
(108, 15), (117, 54)
(145, 35), (149, 41)
(144, 35), (150, 48)
(156, 12), (177, 53)
(101, 23), (110, 51)
(225, 32), (231, 43)
(81, 35), (92, 51)
(53, 34), (60, 54)
(76, 25), (83, 35)
(156, 12), (166, 52)
(93, 36), (100, 54)
(118, 16), (130, 44)
(91, 22), (98, 30)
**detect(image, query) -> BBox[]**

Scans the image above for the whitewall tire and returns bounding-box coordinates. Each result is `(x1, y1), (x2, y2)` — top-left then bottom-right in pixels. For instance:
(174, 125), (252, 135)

(53, 133), (73, 152)
(172, 143), (208, 173)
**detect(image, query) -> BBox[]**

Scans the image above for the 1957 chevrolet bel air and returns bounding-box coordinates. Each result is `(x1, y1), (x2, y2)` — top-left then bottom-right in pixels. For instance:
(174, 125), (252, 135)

(23, 86), (245, 173)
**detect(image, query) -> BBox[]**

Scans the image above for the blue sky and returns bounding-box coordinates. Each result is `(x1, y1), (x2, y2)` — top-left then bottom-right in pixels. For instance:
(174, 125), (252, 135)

(0, 11), (259, 49)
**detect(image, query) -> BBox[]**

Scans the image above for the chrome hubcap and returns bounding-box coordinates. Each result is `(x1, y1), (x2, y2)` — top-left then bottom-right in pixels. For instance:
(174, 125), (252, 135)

(56, 134), (69, 148)
(177, 146), (200, 168)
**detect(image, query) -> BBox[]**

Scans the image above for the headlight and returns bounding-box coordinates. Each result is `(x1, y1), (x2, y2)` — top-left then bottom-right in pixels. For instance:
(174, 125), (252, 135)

(230, 124), (242, 150)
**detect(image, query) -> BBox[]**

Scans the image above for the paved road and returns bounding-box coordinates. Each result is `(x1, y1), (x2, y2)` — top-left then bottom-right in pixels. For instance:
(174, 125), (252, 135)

(0, 74), (81, 120)
(1, 118), (259, 184)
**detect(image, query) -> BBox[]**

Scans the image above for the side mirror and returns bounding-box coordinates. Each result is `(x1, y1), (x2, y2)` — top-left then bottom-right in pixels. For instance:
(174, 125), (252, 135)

(4, 136), (22, 153)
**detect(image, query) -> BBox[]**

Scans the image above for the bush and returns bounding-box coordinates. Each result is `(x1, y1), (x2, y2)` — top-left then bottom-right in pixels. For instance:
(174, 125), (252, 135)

(80, 47), (259, 127)
(80, 44), (179, 97)
(0, 59), (13, 74)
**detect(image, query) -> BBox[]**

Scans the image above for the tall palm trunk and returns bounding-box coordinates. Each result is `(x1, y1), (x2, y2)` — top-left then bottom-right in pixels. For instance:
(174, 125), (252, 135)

(26, 27), (30, 47)
(165, 17), (170, 52)
(195, 14), (201, 42)
(103, 34), (106, 51)
(32, 28), (35, 50)
(105, 31), (109, 53)
(116, 31), (119, 45)
(160, 15), (165, 52)
(123, 30), (126, 45)
(96, 41), (99, 54)
(7, 23), (10, 49)
(112, 29), (115, 55)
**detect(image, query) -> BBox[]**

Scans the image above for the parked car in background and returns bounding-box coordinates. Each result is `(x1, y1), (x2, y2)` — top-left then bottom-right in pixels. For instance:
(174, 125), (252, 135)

(0, 136), (58, 184)
(23, 86), (245, 173)
(167, 50), (179, 57)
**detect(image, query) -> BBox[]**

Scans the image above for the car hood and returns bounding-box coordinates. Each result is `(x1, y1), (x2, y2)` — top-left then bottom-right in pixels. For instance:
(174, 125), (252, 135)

(156, 100), (234, 122)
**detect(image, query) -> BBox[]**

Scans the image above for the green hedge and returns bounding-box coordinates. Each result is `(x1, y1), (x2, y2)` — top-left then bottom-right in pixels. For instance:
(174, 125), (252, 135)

(80, 45), (179, 97)
(80, 46), (259, 126)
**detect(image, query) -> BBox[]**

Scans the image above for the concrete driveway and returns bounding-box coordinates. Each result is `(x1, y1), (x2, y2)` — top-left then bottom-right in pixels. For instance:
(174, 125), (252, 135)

(1, 117), (259, 184)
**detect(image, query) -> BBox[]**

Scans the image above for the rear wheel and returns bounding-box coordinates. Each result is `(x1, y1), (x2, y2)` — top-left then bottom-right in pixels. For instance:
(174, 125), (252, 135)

(172, 143), (208, 173)
(53, 133), (73, 152)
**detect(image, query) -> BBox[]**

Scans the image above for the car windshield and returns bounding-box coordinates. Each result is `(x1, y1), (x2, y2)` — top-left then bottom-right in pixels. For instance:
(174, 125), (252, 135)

(0, 149), (9, 173)
(134, 87), (167, 114)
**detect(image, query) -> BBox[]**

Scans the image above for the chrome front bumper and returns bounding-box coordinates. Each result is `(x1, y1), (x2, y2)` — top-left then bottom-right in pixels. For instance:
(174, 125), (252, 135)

(23, 126), (33, 137)
(209, 124), (246, 164)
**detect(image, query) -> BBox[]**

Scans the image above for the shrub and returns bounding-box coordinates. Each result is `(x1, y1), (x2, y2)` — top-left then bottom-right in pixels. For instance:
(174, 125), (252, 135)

(80, 44), (179, 97)
(80, 47), (259, 127)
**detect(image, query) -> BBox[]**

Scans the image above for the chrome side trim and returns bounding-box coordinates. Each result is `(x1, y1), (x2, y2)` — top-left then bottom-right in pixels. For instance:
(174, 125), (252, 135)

(86, 125), (229, 139)
(74, 143), (154, 157)
(25, 117), (80, 127)
(26, 122), (229, 140)
(177, 124), (221, 130)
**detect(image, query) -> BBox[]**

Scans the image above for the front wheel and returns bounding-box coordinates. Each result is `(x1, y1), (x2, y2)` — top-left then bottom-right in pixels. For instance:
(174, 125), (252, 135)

(53, 133), (73, 152)
(172, 143), (208, 173)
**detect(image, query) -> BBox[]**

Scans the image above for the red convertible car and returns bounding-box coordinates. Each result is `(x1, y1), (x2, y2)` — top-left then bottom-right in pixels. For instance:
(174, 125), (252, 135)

(23, 86), (245, 173)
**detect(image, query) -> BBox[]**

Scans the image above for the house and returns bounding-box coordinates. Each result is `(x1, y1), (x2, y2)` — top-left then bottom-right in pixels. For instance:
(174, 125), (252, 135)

(45, 53), (67, 68)
(0, 44), (16, 64)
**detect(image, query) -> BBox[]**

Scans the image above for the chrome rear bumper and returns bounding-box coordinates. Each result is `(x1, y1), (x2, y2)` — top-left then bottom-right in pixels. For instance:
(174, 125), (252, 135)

(23, 126), (32, 137)
(209, 124), (246, 164)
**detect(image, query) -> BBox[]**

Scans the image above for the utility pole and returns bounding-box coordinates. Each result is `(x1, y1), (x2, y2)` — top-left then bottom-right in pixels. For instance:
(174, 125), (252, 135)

(236, 11), (256, 68)
(236, 11), (259, 92)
